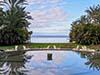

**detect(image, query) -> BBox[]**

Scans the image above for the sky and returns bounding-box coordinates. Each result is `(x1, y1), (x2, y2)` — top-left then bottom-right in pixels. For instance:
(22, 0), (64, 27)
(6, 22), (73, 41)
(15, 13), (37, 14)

(26, 0), (100, 36)
(1, 0), (100, 42)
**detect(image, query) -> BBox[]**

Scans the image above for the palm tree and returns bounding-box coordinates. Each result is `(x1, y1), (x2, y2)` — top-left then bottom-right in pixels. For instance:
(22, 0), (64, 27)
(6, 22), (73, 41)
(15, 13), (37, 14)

(0, 0), (32, 45)
(0, 0), (31, 29)
(85, 53), (100, 71)
(70, 5), (100, 45)
(85, 4), (100, 24)
(0, 8), (3, 26)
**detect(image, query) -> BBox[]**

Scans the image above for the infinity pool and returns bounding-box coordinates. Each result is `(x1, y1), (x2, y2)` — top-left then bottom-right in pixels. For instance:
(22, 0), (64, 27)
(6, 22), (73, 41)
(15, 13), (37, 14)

(0, 51), (100, 75)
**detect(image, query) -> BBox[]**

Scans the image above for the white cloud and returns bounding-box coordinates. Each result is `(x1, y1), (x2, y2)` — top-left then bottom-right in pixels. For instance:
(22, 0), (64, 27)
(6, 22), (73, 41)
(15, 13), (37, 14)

(27, 0), (68, 34)
(27, 0), (63, 5)
(49, 0), (63, 4)
(27, 0), (45, 5)
(29, 7), (67, 28)
(28, 23), (69, 36)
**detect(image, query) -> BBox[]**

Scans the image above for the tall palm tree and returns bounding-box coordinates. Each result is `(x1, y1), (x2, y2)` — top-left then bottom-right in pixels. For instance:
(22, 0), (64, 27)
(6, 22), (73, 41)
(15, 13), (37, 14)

(85, 4), (100, 24)
(85, 53), (100, 71)
(70, 5), (100, 45)
(0, 0), (32, 45)
(0, 8), (3, 26)
(0, 0), (31, 29)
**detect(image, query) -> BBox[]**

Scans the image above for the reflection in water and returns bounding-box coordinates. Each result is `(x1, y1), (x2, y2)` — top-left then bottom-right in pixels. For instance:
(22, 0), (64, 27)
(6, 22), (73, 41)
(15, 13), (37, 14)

(17, 51), (100, 75)
(0, 53), (24, 75)
(0, 62), (11, 75)
(0, 50), (11, 75)
(0, 51), (100, 75)
(47, 53), (52, 60)
(79, 52), (100, 71)
(0, 50), (7, 59)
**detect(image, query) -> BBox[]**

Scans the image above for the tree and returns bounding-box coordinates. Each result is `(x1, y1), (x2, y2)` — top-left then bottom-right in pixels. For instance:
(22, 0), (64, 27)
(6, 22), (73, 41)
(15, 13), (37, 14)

(79, 52), (100, 71)
(86, 4), (100, 24)
(0, 0), (32, 45)
(70, 5), (100, 45)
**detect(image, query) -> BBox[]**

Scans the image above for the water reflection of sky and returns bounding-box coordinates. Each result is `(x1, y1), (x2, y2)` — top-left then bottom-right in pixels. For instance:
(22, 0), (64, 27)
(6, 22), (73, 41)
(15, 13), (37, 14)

(23, 51), (100, 75)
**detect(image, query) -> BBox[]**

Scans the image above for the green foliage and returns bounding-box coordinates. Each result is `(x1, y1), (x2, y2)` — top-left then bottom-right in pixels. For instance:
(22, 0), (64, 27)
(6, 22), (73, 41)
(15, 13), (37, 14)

(70, 5), (100, 45)
(29, 43), (76, 48)
(79, 52), (100, 71)
(0, 0), (32, 45)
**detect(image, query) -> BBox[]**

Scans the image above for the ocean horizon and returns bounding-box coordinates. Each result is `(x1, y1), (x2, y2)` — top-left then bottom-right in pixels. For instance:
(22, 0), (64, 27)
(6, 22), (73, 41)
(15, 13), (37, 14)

(31, 36), (69, 43)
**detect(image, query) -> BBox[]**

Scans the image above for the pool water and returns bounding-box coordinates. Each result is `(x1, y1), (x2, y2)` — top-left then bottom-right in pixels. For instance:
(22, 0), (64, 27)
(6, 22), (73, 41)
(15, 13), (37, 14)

(0, 51), (100, 75)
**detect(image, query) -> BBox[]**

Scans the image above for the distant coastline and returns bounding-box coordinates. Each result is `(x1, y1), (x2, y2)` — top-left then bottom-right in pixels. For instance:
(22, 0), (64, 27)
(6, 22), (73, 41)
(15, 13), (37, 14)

(32, 35), (68, 38)
(31, 35), (69, 43)
(32, 34), (69, 38)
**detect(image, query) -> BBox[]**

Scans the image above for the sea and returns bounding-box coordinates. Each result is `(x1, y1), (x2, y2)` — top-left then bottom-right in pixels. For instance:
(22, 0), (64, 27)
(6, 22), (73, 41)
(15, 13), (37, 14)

(30, 35), (69, 43)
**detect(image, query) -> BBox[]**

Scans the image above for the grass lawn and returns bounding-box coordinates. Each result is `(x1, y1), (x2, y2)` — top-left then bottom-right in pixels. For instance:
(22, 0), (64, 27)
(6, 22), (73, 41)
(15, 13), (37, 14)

(0, 43), (100, 51)
(29, 43), (77, 48)
(0, 43), (77, 50)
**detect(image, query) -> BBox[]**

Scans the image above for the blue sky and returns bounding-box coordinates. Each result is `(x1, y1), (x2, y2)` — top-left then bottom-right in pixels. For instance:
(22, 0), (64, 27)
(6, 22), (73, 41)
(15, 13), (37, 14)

(26, 0), (100, 36)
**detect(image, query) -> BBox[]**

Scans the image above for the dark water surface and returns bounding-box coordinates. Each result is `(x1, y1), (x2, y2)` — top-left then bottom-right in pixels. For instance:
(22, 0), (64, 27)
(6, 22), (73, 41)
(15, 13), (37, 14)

(0, 50), (100, 75)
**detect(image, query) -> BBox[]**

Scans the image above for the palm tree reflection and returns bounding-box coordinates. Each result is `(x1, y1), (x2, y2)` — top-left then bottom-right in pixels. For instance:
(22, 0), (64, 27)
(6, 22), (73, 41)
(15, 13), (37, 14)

(79, 52), (100, 71)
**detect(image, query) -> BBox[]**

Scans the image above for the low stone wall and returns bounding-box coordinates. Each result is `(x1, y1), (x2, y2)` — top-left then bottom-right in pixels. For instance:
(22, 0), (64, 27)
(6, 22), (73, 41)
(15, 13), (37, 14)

(6, 50), (25, 56)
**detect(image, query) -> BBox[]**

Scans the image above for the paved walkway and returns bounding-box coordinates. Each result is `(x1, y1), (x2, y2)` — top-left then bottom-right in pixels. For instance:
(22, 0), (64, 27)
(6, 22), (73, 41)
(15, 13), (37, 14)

(5, 45), (96, 54)
(6, 48), (95, 53)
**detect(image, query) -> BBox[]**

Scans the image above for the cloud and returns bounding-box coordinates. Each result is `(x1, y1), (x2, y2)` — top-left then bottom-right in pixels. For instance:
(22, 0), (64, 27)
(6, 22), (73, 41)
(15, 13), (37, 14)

(29, 7), (67, 28)
(26, 0), (67, 11)
(27, 0), (63, 5)
(28, 23), (69, 36)
(27, 0), (45, 5)
(27, 0), (68, 34)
